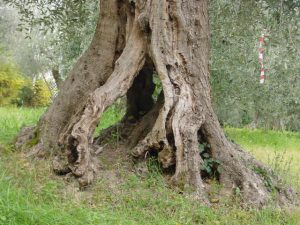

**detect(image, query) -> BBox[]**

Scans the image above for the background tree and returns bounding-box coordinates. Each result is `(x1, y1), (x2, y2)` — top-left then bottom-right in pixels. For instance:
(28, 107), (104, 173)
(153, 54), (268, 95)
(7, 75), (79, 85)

(0, 2), (52, 106)
(2, 0), (99, 88)
(210, 0), (300, 131)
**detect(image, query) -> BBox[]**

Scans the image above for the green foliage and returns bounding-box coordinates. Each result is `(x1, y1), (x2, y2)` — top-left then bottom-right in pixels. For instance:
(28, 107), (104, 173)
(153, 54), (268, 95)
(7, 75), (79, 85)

(2, 0), (97, 40)
(152, 74), (163, 100)
(2, 78), (51, 107)
(199, 143), (221, 177)
(15, 84), (35, 107)
(210, 0), (300, 131)
(2, 0), (99, 79)
(0, 54), (51, 107)
(253, 166), (275, 192)
(203, 157), (221, 177)
(32, 79), (52, 107)
(0, 61), (24, 105)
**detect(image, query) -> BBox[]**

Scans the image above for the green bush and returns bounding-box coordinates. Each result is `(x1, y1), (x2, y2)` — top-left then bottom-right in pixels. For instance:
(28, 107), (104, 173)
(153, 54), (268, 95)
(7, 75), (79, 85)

(0, 62), (24, 106)
(15, 80), (52, 107)
(14, 85), (35, 107)
(0, 60), (52, 107)
(32, 79), (52, 107)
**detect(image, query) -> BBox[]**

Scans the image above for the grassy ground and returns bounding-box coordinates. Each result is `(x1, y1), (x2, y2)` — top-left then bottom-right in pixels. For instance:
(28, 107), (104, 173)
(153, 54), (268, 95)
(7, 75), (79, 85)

(225, 127), (300, 190)
(0, 107), (299, 225)
(0, 107), (45, 145)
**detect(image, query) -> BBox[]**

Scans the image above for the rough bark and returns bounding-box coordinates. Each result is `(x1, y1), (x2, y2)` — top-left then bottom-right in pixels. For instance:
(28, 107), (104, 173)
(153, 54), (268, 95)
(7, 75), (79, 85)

(17, 0), (125, 155)
(16, 0), (298, 207)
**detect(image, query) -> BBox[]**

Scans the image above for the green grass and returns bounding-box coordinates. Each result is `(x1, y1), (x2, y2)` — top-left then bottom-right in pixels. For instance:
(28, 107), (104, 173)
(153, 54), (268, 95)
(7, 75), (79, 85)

(225, 127), (300, 190)
(0, 107), (45, 145)
(95, 102), (125, 136)
(0, 153), (299, 225)
(225, 127), (300, 151)
(0, 107), (299, 225)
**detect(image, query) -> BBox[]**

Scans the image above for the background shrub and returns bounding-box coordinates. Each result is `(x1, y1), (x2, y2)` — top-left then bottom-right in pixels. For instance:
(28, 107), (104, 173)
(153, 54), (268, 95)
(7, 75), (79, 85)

(0, 61), (51, 107)
(0, 62), (24, 106)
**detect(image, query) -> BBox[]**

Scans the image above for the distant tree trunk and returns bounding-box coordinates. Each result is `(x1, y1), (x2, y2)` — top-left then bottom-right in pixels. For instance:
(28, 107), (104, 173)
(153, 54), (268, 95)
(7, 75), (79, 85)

(51, 68), (63, 89)
(250, 111), (260, 129)
(16, 0), (297, 207)
(40, 73), (54, 97)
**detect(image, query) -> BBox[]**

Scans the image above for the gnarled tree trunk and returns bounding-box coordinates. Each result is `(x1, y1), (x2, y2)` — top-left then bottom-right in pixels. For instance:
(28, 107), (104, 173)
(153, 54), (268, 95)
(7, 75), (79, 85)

(16, 0), (297, 207)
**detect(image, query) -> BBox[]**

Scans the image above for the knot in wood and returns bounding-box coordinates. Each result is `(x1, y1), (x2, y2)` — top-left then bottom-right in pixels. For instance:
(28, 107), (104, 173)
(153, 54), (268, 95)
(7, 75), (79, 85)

(174, 85), (180, 95)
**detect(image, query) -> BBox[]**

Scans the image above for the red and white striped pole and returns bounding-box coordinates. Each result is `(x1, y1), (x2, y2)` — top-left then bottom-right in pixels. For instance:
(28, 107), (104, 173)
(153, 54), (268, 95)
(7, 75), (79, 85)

(259, 32), (265, 84)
